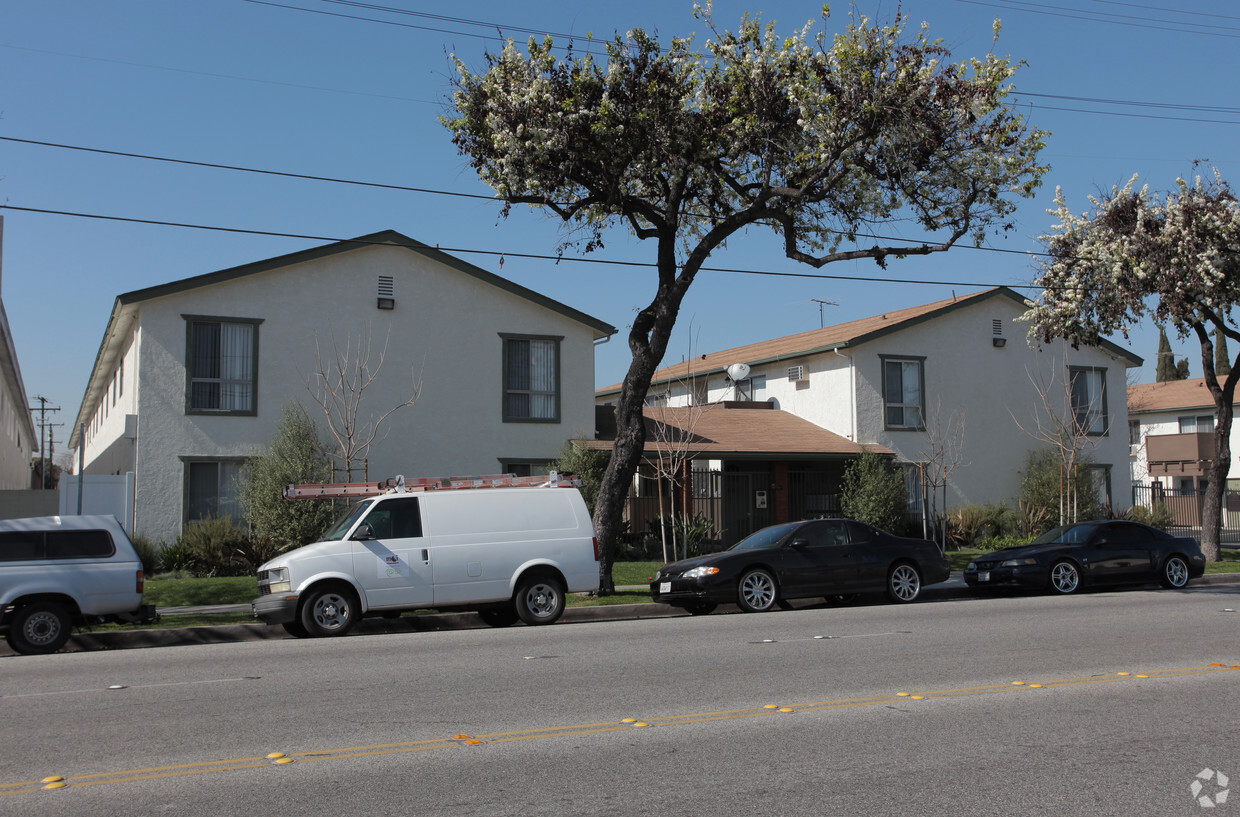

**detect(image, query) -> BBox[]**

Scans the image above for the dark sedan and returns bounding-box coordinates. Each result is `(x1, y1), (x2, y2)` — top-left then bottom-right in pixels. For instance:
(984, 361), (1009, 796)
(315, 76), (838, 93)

(963, 519), (1206, 595)
(650, 518), (950, 615)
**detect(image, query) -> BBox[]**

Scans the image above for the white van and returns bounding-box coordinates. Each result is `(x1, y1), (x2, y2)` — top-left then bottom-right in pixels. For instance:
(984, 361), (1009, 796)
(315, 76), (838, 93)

(252, 484), (599, 637)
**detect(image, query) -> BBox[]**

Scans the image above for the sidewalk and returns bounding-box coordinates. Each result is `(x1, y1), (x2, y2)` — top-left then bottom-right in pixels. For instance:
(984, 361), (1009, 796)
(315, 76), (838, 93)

(8, 573), (1237, 656)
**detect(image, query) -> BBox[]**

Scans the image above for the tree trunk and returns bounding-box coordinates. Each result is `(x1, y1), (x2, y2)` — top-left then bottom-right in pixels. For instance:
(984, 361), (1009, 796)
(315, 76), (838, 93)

(1202, 404), (1230, 562)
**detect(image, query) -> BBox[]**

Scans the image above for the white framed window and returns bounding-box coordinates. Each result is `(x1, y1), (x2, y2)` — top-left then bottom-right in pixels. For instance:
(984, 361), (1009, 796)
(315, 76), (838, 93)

(1178, 414), (1214, 434)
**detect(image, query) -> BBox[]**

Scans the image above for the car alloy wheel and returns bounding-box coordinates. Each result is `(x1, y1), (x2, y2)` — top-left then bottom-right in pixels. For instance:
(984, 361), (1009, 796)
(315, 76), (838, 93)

(737, 568), (777, 612)
(1160, 555), (1190, 589)
(887, 563), (921, 603)
(1048, 560), (1081, 594)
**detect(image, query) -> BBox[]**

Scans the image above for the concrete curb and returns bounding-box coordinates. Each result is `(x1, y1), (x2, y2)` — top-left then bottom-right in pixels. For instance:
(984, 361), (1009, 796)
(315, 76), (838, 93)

(5, 573), (1238, 656)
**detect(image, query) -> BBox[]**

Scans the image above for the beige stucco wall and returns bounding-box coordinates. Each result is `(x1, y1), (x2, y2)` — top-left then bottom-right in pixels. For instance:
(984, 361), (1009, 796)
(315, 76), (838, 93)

(626, 294), (1137, 514)
(83, 244), (602, 544)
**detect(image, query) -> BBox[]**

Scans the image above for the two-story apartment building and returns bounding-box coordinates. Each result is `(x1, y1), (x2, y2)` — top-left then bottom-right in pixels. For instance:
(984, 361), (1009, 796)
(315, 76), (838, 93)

(0, 219), (38, 489)
(70, 231), (614, 544)
(597, 287), (1140, 540)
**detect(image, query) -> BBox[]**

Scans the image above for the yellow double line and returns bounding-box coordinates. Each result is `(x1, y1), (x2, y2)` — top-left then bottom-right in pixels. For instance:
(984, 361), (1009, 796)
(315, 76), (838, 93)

(3, 663), (1234, 797)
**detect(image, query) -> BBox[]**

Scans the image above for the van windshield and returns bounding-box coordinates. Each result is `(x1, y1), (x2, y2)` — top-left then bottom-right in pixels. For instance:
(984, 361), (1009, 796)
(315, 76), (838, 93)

(320, 500), (373, 541)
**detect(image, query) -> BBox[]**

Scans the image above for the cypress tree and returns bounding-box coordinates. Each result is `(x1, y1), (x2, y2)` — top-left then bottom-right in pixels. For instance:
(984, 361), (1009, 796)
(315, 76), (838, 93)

(1155, 328), (1177, 382)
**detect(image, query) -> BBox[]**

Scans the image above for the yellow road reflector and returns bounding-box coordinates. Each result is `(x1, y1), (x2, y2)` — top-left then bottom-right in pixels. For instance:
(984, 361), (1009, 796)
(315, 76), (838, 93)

(1136, 674), (1149, 678)
(1011, 682), (1026, 686)
(910, 695), (926, 700)
(1030, 684), (1043, 689)
(896, 692), (911, 697)
(453, 734), (473, 740)
(621, 718), (637, 723)
(778, 707), (794, 713)
(763, 705), (780, 710)
(41, 776), (64, 784)
(266, 752), (286, 759)
(274, 757), (294, 765)
(43, 781), (68, 790)
(464, 739), (484, 745)
(633, 722), (650, 728)
(1117, 672), (1131, 676)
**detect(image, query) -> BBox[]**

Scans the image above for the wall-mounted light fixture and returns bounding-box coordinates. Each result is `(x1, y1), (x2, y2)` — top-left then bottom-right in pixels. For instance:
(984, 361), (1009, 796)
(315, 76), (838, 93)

(377, 297), (395, 310)
(992, 336), (1007, 348)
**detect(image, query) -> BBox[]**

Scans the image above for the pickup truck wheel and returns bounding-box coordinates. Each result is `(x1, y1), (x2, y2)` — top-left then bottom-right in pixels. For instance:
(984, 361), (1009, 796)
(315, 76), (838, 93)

(7, 602), (72, 655)
(300, 585), (359, 637)
(514, 576), (565, 625)
(281, 620), (310, 638)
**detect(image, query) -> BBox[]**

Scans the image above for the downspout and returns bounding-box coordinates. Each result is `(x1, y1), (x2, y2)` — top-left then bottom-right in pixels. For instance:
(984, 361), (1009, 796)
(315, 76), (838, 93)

(834, 347), (855, 441)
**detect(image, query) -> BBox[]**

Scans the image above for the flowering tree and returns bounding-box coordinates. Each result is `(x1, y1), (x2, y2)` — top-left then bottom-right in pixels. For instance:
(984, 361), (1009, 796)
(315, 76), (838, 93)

(444, 5), (1047, 590)
(1023, 171), (1240, 561)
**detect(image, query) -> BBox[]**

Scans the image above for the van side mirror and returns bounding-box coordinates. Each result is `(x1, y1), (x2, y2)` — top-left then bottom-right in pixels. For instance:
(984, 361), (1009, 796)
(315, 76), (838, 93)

(351, 523), (374, 541)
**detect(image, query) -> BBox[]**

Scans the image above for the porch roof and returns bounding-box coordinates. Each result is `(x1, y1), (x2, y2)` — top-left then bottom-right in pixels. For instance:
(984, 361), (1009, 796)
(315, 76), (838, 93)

(584, 403), (894, 459)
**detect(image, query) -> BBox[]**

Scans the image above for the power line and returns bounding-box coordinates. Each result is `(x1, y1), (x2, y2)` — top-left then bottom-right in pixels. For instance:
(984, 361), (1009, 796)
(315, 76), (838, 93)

(0, 203), (1043, 290)
(952, 0), (1240, 37)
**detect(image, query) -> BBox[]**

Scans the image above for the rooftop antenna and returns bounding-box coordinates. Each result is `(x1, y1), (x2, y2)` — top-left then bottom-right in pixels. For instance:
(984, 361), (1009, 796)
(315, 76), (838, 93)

(811, 298), (838, 329)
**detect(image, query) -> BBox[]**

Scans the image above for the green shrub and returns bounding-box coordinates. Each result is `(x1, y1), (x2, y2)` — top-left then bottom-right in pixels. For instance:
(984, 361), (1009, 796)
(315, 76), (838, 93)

(238, 404), (335, 550)
(175, 515), (253, 577)
(1125, 502), (1176, 531)
(553, 441), (610, 517)
(156, 540), (197, 575)
(129, 533), (161, 576)
(840, 449), (908, 535)
(972, 533), (1036, 552)
(1018, 448), (1102, 528)
(652, 513), (720, 558)
(946, 503), (1015, 548)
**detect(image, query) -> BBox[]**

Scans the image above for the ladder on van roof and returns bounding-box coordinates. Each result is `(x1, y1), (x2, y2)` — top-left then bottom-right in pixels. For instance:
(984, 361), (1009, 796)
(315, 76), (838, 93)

(283, 471), (583, 500)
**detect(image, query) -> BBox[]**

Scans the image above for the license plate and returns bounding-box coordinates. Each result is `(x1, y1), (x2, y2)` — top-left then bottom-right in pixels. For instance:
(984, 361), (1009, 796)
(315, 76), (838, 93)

(977, 571), (990, 582)
(659, 582), (671, 594)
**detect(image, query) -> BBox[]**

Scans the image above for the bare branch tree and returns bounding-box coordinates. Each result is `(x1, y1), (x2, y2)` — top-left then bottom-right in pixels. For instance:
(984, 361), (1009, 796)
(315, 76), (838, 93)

(919, 397), (967, 546)
(303, 325), (422, 480)
(1009, 346), (1109, 525)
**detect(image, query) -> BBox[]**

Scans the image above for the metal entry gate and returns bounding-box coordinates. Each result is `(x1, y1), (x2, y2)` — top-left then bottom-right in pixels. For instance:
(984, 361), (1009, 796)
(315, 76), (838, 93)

(692, 470), (772, 548)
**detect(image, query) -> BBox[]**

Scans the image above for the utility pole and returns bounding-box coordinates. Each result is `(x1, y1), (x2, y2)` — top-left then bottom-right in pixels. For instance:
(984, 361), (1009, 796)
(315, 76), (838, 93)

(29, 396), (60, 490)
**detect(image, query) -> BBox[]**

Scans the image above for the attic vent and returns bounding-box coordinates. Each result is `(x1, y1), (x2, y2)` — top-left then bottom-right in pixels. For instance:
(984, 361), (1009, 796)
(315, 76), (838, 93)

(992, 319), (1003, 336)
(787, 365), (806, 382)
(378, 275), (395, 310)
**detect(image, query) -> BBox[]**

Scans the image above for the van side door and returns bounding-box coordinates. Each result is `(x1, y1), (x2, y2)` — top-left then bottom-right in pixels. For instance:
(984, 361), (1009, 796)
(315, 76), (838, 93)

(351, 497), (434, 610)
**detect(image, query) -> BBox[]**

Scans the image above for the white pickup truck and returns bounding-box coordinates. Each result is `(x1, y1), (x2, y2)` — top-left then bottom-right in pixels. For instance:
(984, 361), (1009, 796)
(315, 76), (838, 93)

(0, 515), (156, 655)
(254, 484), (600, 637)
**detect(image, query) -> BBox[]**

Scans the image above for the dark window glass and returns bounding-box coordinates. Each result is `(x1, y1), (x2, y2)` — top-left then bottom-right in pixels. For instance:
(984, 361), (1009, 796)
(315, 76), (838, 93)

(0, 532), (44, 561)
(362, 498), (423, 540)
(46, 530), (116, 559)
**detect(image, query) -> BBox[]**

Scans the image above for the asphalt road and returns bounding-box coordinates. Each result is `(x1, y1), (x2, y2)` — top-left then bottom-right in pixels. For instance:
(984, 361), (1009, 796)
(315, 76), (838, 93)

(2, 584), (1237, 816)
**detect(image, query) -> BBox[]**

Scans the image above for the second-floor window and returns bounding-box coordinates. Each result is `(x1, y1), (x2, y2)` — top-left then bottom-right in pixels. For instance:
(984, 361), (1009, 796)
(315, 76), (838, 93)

(1069, 366), (1108, 436)
(882, 357), (925, 430)
(1178, 414), (1214, 434)
(186, 317), (261, 414)
(502, 335), (560, 422)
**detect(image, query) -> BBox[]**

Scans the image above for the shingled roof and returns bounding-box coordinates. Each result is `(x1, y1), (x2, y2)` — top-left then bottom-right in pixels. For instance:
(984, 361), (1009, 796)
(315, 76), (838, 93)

(597, 286), (1141, 396)
(1128, 378), (1234, 415)
(583, 403), (892, 459)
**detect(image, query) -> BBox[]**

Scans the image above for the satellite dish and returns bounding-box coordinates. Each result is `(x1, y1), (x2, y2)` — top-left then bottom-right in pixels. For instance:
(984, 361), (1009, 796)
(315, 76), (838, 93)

(726, 362), (751, 381)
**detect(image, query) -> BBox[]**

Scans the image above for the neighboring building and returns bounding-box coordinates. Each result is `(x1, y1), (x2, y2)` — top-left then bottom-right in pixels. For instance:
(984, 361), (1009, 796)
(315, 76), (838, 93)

(596, 287), (1140, 540)
(1127, 377), (1240, 526)
(0, 218), (38, 489)
(69, 231), (614, 544)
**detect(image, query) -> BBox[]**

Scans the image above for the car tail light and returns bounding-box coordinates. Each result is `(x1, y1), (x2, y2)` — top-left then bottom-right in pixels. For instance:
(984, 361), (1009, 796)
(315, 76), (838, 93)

(593, 537), (600, 561)
(136, 570), (145, 594)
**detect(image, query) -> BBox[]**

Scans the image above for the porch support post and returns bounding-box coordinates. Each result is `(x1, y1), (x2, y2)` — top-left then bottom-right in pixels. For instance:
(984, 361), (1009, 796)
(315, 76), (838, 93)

(773, 461), (790, 524)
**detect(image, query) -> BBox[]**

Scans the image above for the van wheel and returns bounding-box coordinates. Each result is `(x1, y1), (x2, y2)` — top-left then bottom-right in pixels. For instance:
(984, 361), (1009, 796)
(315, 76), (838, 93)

(300, 585), (359, 637)
(7, 602), (73, 655)
(514, 576), (565, 625)
(479, 608), (520, 628)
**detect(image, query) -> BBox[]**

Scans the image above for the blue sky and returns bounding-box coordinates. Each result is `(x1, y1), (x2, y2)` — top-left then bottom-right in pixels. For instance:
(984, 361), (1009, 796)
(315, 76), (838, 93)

(2, 0), (1237, 455)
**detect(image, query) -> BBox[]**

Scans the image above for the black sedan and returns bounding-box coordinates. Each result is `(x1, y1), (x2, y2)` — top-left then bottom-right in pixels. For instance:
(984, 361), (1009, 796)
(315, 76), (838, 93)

(650, 518), (950, 615)
(963, 520), (1206, 595)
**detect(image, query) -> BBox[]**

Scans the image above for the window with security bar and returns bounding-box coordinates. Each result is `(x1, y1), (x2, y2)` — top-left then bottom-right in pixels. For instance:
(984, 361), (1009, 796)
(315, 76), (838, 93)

(501, 334), (561, 422)
(185, 316), (262, 415)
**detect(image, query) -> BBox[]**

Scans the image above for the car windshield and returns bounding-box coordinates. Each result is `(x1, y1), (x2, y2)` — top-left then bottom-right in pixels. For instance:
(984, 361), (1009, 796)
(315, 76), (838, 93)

(1032, 524), (1096, 545)
(729, 522), (800, 552)
(320, 500), (373, 541)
